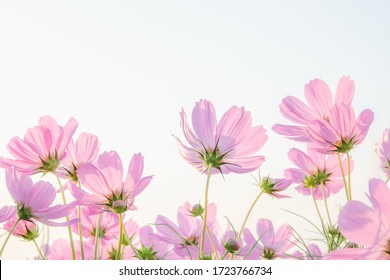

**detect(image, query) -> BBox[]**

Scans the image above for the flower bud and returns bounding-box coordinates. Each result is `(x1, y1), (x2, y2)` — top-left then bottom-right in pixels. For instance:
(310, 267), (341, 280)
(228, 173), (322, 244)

(112, 200), (128, 213)
(224, 238), (240, 253)
(190, 204), (204, 217)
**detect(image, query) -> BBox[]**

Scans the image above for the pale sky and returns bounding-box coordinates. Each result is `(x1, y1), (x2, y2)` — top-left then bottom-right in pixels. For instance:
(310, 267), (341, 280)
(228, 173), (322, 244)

(0, 0), (389, 259)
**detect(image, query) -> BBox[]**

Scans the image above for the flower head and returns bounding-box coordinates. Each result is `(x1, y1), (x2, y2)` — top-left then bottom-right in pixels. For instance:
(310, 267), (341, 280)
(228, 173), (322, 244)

(307, 104), (374, 154)
(175, 99), (267, 174)
(325, 179), (390, 260)
(4, 216), (39, 241)
(273, 76), (355, 142)
(284, 148), (351, 199)
(242, 218), (294, 259)
(70, 151), (152, 213)
(0, 116), (78, 174)
(255, 174), (292, 199)
(5, 168), (77, 226)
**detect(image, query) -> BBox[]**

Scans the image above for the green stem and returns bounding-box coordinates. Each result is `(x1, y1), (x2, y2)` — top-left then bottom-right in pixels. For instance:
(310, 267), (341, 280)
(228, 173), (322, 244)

(347, 152), (352, 200)
(320, 183), (332, 226)
(310, 187), (326, 233)
(201, 214), (219, 260)
(116, 213), (123, 260)
(54, 172), (76, 260)
(77, 181), (85, 260)
(337, 153), (350, 202)
(0, 218), (20, 258)
(237, 190), (264, 241)
(200, 165), (212, 259)
(94, 213), (102, 260)
(32, 239), (45, 260)
(220, 251), (229, 260)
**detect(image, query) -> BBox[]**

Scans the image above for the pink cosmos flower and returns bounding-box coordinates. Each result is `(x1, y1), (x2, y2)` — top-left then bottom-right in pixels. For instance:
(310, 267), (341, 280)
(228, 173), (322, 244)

(59, 132), (100, 182)
(70, 207), (119, 245)
(273, 76), (355, 141)
(0, 206), (16, 223)
(137, 225), (175, 260)
(44, 239), (94, 260)
(307, 104), (374, 154)
(325, 179), (390, 260)
(4, 216), (39, 240)
(292, 243), (323, 260)
(175, 99), (267, 174)
(376, 128), (390, 179)
(155, 202), (219, 259)
(242, 218), (294, 260)
(0, 116), (78, 174)
(284, 148), (351, 199)
(69, 151), (152, 213)
(6, 168), (77, 226)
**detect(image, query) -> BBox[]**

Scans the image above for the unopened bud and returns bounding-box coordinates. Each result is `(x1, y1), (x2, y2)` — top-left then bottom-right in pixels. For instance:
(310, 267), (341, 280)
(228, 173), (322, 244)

(224, 238), (240, 253)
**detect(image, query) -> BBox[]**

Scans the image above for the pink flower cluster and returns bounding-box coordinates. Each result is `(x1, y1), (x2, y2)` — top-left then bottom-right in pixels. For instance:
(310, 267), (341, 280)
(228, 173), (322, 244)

(0, 76), (389, 260)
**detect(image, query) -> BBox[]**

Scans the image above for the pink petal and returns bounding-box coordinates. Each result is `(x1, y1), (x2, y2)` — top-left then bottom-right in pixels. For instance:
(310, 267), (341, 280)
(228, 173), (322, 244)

(77, 163), (111, 195)
(0, 206), (17, 222)
(287, 148), (316, 173)
(368, 178), (390, 229)
(257, 218), (275, 248)
(96, 151), (123, 194)
(191, 99), (217, 150)
(279, 96), (317, 124)
(338, 201), (380, 246)
(304, 79), (333, 117)
(272, 124), (310, 142)
(354, 109), (374, 144)
(54, 117), (79, 156)
(180, 109), (201, 149)
(74, 133), (100, 164)
(124, 153), (144, 192)
(24, 181), (56, 211)
(324, 248), (378, 260)
(334, 76), (355, 105)
(222, 155), (265, 174)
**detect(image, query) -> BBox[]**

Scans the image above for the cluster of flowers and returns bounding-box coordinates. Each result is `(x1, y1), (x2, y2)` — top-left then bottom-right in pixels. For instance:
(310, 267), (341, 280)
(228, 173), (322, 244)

(0, 76), (389, 260)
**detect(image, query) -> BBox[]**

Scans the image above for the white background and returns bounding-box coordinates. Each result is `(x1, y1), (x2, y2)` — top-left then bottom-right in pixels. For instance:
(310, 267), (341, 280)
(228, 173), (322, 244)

(0, 0), (389, 259)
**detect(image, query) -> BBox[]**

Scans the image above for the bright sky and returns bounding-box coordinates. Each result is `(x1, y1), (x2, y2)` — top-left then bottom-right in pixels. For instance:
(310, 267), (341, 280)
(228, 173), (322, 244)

(0, 0), (389, 259)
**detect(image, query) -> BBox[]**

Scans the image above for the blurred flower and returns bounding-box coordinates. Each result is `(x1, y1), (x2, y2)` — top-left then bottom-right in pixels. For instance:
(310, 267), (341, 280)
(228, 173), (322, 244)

(376, 128), (390, 179)
(0, 116), (78, 174)
(273, 76), (355, 142)
(242, 218), (294, 260)
(155, 202), (219, 259)
(175, 99), (267, 174)
(0, 206), (16, 223)
(325, 179), (390, 260)
(44, 239), (93, 260)
(284, 148), (351, 199)
(70, 151), (152, 213)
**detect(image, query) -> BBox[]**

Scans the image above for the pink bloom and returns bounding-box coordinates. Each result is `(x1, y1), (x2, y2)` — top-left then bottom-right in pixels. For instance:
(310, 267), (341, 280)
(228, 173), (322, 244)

(155, 202), (219, 259)
(0, 206), (16, 223)
(376, 128), (390, 179)
(70, 207), (119, 245)
(6, 168), (77, 226)
(0, 116), (78, 174)
(70, 151), (152, 213)
(284, 148), (351, 199)
(4, 216), (39, 240)
(325, 179), (390, 260)
(60, 132), (100, 182)
(273, 76), (355, 141)
(175, 99), (267, 174)
(44, 239), (94, 260)
(137, 225), (174, 260)
(292, 244), (323, 260)
(307, 104), (374, 154)
(242, 218), (294, 259)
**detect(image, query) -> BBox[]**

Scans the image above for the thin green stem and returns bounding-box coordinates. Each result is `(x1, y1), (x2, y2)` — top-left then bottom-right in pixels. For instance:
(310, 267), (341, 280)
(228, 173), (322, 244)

(200, 214), (219, 260)
(320, 183), (332, 226)
(220, 251), (229, 260)
(347, 152), (352, 200)
(54, 172), (76, 260)
(116, 213), (123, 260)
(32, 239), (45, 260)
(77, 181), (85, 260)
(94, 213), (102, 260)
(0, 218), (20, 258)
(337, 153), (350, 202)
(200, 165), (213, 259)
(237, 191), (264, 240)
(310, 187), (326, 233)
